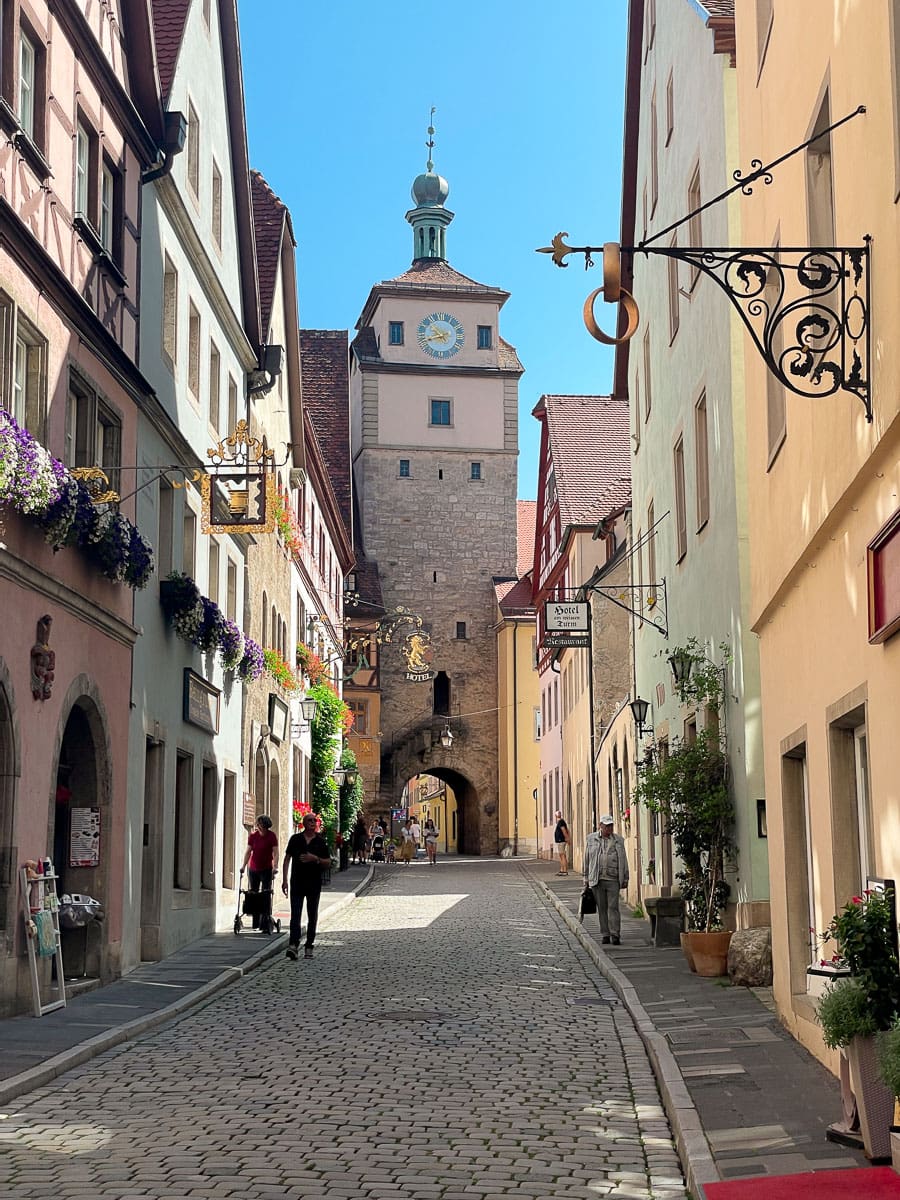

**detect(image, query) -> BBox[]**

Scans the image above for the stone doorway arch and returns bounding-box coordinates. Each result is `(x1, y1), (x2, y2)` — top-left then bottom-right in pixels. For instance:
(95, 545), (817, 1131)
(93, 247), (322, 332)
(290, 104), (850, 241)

(50, 682), (112, 979)
(389, 743), (497, 855)
(0, 664), (20, 955)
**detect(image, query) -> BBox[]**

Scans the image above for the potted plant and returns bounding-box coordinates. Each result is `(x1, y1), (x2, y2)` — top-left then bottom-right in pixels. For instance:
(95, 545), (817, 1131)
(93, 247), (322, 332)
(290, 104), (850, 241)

(876, 1019), (900, 1170)
(817, 889), (900, 1160)
(636, 725), (735, 976)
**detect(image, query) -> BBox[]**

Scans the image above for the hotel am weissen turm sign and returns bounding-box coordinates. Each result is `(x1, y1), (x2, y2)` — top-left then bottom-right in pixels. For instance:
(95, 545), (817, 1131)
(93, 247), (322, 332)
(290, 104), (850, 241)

(543, 601), (590, 649)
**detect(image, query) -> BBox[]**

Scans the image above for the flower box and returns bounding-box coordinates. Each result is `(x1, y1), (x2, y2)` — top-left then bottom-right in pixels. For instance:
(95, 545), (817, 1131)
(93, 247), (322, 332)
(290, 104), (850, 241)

(807, 963), (852, 999)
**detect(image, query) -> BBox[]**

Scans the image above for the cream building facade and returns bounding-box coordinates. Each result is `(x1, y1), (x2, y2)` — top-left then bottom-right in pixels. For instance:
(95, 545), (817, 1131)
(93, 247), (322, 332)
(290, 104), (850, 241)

(620, 0), (767, 926)
(734, 0), (900, 1067)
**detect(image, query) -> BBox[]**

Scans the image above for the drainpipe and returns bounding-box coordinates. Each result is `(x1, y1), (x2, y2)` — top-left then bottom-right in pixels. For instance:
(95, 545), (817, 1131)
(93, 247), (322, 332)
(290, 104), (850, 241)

(142, 111), (187, 184)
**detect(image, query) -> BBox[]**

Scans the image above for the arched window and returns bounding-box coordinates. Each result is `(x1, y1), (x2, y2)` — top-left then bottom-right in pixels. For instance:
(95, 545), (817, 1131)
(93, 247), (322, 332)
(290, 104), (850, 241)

(262, 591), (268, 646)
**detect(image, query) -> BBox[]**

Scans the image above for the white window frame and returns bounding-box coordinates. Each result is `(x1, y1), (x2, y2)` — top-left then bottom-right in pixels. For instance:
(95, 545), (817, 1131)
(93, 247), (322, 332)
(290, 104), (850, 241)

(18, 29), (35, 138)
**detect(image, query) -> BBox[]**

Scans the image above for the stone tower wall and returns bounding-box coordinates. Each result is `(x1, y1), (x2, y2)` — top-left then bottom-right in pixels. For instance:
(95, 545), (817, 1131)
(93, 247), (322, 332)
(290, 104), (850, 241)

(357, 443), (517, 853)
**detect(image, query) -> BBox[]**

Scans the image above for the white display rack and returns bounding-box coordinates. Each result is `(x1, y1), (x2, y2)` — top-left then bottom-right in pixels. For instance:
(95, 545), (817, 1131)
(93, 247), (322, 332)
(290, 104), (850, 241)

(19, 866), (66, 1017)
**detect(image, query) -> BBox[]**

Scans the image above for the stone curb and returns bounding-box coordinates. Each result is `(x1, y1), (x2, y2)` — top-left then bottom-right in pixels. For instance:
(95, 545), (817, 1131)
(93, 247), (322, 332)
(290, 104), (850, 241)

(534, 876), (720, 1200)
(0, 866), (373, 1108)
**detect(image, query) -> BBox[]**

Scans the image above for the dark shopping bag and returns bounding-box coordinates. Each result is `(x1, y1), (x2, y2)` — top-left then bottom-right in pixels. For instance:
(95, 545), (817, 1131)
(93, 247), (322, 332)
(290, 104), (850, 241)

(579, 885), (597, 922)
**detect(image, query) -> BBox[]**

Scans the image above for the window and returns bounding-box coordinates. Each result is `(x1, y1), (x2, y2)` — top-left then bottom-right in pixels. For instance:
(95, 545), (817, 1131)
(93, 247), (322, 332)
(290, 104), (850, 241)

(399, 459), (410, 477)
(200, 764), (216, 891)
(163, 255), (178, 365)
(470, 462), (482, 481)
(349, 700), (369, 735)
(208, 538), (220, 606)
(208, 342), (221, 431)
(686, 166), (702, 292)
(226, 558), (237, 622)
(477, 325), (492, 349)
(0, 295), (47, 440)
(455, 621), (467, 640)
(227, 374), (238, 434)
(100, 161), (116, 254)
(806, 93), (835, 248)
(430, 397), (451, 426)
(632, 373), (641, 451)
(673, 437), (687, 562)
(534, 707), (542, 741)
(222, 772), (236, 889)
(389, 321), (404, 345)
(17, 27), (34, 138)
(211, 161), (223, 248)
(650, 89), (658, 215)
(667, 238), (679, 342)
(65, 370), (122, 495)
(643, 329), (652, 420)
(665, 72), (674, 145)
(182, 505), (196, 578)
(75, 122), (90, 217)
(158, 480), (174, 577)
(647, 501), (657, 605)
(756, 0), (774, 73)
(766, 250), (786, 464)
(188, 301), (201, 398)
(174, 752), (193, 890)
(695, 391), (710, 529)
(186, 100), (200, 197)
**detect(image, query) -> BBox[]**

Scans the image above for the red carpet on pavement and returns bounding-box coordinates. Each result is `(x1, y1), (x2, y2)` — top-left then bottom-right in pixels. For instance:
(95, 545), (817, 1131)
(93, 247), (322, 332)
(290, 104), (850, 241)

(704, 1167), (900, 1199)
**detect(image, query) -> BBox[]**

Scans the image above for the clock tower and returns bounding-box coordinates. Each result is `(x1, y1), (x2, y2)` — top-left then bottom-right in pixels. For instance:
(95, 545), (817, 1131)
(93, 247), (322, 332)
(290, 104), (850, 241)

(349, 134), (523, 854)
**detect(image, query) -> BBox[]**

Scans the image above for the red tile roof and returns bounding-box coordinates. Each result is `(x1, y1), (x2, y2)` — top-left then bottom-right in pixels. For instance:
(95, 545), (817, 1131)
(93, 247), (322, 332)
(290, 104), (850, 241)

(700, 0), (734, 16)
(517, 500), (536, 578)
(543, 395), (631, 527)
(494, 575), (535, 617)
(385, 259), (507, 298)
(299, 330), (352, 537)
(150, 0), (191, 102)
(498, 337), (523, 373)
(250, 170), (287, 342)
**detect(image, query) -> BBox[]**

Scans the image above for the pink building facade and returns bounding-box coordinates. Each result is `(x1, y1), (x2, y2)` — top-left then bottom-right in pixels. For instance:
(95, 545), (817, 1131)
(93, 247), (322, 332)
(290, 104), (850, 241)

(0, 1), (162, 1012)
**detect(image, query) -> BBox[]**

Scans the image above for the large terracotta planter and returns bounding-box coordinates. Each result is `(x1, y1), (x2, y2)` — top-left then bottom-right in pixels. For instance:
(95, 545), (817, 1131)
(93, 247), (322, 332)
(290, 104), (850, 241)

(683, 930), (732, 977)
(680, 932), (697, 972)
(847, 1034), (893, 1161)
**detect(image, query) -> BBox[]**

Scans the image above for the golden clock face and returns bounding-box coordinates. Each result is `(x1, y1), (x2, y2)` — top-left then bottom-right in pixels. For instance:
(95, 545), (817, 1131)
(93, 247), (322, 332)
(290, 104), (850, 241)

(417, 312), (464, 359)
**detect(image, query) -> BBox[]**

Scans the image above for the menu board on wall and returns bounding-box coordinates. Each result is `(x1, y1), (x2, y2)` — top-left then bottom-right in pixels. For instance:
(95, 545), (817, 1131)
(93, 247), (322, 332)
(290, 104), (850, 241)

(69, 807), (101, 868)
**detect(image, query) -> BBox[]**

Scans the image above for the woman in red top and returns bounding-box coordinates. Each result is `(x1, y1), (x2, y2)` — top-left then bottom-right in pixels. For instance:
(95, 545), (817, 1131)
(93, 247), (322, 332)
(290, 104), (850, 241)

(242, 816), (278, 928)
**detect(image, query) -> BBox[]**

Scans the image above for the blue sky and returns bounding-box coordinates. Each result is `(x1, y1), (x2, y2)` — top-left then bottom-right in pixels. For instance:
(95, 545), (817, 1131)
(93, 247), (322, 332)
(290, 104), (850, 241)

(237, 1), (628, 500)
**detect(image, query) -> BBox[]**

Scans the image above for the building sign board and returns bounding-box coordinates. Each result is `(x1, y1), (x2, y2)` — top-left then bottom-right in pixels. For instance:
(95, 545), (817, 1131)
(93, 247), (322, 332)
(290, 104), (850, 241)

(243, 791), (256, 826)
(545, 601), (589, 632)
(543, 631), (591, 649)
(183, 669), (220, 734)
(268, 693), (289, 744)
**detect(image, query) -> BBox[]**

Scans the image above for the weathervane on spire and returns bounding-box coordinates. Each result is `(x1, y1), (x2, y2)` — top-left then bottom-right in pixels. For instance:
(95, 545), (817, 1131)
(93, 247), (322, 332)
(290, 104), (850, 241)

(426, 106), (436, 172)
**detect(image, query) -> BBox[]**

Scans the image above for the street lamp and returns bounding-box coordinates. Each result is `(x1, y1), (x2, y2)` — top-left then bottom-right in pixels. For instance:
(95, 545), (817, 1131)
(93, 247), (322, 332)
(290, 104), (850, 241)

(440, 724), (454, 749)
(667, 648), (694, 688)
(344, 767), (358, 786)
(332, 768), (346, 786)
(629, 697), (649, 738)
(299, 696), (318, 723)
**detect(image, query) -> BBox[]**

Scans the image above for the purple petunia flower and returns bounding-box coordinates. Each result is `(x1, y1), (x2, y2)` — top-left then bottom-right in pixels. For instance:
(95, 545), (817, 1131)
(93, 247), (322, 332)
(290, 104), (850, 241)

(218, 619), (245, 672)
(238, 637), (265, 683)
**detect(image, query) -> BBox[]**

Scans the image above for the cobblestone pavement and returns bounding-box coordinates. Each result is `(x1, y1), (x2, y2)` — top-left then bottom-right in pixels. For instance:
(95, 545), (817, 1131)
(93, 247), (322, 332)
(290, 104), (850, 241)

(0, 859), (689, 1200)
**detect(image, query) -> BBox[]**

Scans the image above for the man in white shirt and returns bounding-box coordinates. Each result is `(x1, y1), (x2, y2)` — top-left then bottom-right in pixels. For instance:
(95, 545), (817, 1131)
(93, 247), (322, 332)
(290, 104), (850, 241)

(583, 814), (629, 945)
(409, 817), (422, 854)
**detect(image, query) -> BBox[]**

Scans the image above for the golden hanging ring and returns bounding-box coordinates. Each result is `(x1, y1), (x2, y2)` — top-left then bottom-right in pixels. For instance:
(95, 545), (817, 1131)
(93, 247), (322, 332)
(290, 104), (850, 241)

(583, 286), (640, 346)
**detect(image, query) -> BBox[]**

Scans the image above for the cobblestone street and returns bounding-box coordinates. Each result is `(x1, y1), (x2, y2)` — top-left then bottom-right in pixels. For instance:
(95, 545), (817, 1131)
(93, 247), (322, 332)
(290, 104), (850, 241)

(0, 860), (688, 1199)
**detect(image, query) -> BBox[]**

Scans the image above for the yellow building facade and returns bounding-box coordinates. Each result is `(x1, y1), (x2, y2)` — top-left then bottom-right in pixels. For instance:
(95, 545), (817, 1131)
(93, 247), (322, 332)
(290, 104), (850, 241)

(734, 1), (900, 1068)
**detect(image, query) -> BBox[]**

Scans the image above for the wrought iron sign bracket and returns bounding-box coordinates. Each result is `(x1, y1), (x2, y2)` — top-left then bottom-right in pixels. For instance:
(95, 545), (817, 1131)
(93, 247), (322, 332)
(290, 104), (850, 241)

(537, 106), (873, 421)
(590, 579), (668, 638)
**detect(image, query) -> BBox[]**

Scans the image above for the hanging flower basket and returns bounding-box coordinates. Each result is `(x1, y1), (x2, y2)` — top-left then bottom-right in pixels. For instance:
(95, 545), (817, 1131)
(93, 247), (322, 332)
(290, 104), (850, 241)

(0, 411), (154, 588)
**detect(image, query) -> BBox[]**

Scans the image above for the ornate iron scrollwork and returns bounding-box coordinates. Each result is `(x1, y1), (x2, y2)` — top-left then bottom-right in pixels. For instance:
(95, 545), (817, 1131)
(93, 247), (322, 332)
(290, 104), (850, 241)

(644, 242), (871, 421)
